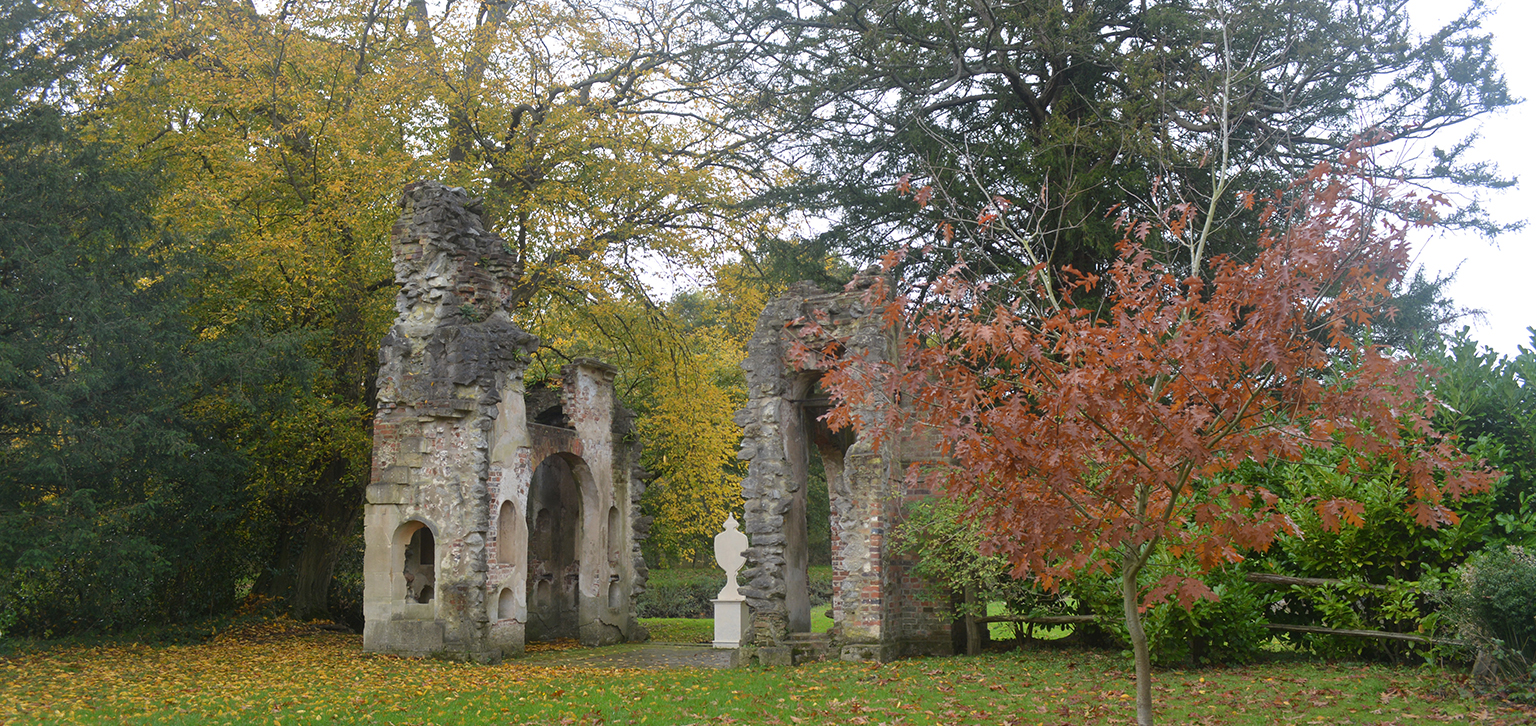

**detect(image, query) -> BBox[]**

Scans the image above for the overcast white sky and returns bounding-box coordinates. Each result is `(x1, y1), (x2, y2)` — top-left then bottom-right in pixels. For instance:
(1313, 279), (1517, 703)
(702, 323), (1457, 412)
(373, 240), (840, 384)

(1405, 0), (1534, 357)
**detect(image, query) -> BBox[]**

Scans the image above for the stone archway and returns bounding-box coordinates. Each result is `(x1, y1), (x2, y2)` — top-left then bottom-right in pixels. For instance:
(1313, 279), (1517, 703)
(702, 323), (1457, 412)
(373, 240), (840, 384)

(735, 277), (953, 664)
(525, 453), (588, 641)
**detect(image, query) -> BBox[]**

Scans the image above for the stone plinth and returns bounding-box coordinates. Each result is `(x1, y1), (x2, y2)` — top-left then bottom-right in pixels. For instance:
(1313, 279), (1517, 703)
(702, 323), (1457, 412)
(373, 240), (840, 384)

(713, 599), (751, 649)
(712, 515), (749, 649)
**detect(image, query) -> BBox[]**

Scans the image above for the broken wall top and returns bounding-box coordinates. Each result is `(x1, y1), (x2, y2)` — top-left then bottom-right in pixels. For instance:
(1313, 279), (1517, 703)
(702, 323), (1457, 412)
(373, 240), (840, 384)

(740, 272), (887, 397)
(376, 182), (539, 415)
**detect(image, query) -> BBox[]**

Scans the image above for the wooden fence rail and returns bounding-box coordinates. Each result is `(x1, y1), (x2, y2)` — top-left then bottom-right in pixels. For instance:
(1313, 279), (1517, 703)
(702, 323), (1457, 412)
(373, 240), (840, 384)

(968, 574), (1451, 648)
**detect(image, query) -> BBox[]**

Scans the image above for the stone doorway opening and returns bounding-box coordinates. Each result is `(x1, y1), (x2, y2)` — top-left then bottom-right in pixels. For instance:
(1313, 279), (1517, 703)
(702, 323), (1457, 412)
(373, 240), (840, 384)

(525, 453), (589, 642)
(736, 278), (954, 662)
(785, 373), (852, 634)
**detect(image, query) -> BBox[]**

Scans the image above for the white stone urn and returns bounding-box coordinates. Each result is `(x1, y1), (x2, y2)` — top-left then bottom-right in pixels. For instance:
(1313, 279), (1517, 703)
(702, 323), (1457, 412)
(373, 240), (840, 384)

(712, 514), (750, 648)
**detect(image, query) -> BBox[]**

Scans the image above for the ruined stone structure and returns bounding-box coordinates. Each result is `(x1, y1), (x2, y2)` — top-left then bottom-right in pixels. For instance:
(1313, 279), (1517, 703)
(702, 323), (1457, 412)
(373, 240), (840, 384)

(363, 182), (647, 661)
(735, 277), (953, 664)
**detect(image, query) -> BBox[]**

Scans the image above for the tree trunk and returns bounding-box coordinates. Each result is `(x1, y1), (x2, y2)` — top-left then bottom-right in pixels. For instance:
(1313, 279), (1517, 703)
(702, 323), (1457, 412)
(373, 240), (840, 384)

(288, 494), (362, 620)
(963, 583), (981, 656)
(256, 522), (298, 602)
(257, 456), (367, 620)
(1122, 556), (1153, 726)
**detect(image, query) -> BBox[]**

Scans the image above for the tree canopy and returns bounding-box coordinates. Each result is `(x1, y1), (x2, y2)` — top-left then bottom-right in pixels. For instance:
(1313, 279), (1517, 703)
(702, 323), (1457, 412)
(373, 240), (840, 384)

(707, 0), (1516, 289)
(813, 155), (1496, 724)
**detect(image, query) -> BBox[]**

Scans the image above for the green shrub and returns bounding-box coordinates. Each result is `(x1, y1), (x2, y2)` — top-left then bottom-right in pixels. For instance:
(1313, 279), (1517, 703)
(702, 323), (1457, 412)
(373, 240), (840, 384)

(808, 568), (832, 606)
(1441, 545), (1536, 681)
(1072, 565), (1269, 667)
(1423, 331), (1536, 551)
(1229, 444), (1489, 661)
(0, 493), (172, 637)
(637, 572), (715, 618)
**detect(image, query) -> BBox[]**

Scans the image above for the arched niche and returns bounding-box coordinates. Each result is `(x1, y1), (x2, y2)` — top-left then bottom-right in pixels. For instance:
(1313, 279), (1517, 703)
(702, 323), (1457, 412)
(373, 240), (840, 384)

(496, 588), (514, 622)
(606, 505), (621, 561)
(497, 499), (524, 567)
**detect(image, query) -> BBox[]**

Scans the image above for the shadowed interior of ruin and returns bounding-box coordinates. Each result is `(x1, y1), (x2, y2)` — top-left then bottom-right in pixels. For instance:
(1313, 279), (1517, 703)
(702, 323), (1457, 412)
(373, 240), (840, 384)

(526, 383), (573, 429)
(786, 375), (851, 633)
(526, 454), (583, 641)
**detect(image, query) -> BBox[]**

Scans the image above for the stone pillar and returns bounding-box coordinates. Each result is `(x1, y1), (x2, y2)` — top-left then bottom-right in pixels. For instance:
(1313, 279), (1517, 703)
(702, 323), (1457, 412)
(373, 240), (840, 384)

(363, 182), (538, 662)
(713, 515), (750, 649)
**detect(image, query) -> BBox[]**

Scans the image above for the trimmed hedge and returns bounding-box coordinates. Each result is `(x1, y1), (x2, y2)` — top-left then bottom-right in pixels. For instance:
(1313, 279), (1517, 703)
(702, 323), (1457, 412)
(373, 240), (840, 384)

(638, 566), (832, 618)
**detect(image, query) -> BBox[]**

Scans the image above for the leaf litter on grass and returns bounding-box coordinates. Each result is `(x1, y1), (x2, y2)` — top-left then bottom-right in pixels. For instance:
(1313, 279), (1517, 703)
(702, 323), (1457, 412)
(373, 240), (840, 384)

(1, 620), (1532, 725)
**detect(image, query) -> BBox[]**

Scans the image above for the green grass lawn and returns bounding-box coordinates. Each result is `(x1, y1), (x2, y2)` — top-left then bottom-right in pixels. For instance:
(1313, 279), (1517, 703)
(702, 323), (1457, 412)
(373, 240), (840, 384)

(2, 618), (1530, 725)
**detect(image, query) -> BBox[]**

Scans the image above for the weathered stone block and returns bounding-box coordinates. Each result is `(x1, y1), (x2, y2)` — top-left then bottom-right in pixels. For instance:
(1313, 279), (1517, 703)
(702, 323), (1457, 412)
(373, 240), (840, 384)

(755, 647), (793, 667)
(367, 483), (410, 504)
(380, 466), (410, 485)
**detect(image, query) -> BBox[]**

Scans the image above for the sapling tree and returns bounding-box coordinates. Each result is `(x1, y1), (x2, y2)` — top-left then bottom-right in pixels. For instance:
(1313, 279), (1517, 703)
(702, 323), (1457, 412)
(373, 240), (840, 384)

(809, 153), (1496, 725)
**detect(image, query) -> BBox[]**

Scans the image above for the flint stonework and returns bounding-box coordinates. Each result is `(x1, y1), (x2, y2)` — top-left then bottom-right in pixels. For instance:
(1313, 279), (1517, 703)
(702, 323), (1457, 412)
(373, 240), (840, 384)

(734, 276), (953, 664)
(363, 182), (648, 661)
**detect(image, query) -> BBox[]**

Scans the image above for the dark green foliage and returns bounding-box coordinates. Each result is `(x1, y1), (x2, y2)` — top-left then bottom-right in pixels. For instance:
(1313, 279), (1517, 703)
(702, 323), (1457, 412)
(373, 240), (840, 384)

(1374, 269), (1480, 352)
(1264, 449), (1490, 585)
(806, 452), (831, 567)
(1194, 334), (1536, 661)
(636, 568), (721, 618)
(748, 238), (855, 293)
(0, 0), (290, 636)
(1423, 329), (1536, 548)
(1441, 546), (1536, 690)
(1259, 575), (1445, 661)
(1074, 565), (1269, 667)
(3, 492), (168, 635)
(326, 533), (365, 632)
(1232, 447), (1485, 659)
(710, 0), (1515, 287)
(637, 567), (831, 619)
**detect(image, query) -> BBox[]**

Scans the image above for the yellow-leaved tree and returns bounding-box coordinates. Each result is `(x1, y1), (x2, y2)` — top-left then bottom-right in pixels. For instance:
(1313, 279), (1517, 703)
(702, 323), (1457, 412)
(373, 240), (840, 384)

(530, 276), (767, 566)
(92, 0), (775, 614)
(98, 0), (429, 617)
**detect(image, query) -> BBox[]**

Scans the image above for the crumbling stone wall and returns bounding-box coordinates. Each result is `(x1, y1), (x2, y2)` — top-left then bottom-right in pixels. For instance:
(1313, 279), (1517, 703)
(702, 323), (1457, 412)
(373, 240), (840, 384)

(363, 181), (646, 661)
(735, 277), (953, 664)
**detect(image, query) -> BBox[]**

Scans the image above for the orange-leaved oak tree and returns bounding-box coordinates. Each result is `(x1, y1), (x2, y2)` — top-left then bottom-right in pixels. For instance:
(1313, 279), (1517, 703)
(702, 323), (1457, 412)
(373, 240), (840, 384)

(810, 156), (1497, 726)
